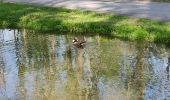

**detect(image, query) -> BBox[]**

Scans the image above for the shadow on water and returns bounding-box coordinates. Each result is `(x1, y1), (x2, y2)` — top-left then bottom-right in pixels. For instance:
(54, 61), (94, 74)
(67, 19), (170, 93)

(0, 29), (170, 100)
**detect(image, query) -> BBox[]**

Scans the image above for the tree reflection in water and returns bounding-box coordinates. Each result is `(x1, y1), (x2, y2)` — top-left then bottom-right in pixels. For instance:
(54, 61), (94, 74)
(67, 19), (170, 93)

(0, 29), (170, 100)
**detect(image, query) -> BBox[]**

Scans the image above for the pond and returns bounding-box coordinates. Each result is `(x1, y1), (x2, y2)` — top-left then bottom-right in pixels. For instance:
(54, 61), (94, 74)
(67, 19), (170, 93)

(0, 29), (170, 100)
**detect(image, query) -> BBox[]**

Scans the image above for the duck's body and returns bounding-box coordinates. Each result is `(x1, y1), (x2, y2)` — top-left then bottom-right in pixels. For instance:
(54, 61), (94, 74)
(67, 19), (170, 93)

(72, 37), (86, 48)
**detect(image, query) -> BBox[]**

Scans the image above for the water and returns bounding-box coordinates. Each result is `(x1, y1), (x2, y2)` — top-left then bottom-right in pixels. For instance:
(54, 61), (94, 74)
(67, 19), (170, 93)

(0, 29), (170, 100)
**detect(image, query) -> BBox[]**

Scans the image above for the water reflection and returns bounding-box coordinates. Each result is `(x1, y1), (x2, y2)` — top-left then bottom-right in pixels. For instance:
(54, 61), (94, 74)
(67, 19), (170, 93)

(0, 29), (170, 100)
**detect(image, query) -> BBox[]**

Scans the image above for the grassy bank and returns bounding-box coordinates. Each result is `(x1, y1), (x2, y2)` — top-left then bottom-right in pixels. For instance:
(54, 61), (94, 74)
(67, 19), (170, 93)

(0, 2), (170, 43)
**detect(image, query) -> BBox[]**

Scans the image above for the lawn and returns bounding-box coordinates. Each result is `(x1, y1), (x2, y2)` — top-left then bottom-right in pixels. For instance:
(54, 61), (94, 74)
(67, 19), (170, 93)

(0, 2), (170, 43)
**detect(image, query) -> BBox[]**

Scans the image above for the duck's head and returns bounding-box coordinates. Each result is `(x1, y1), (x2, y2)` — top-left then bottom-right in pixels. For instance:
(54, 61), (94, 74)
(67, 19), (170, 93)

(72, 37), (78, 43)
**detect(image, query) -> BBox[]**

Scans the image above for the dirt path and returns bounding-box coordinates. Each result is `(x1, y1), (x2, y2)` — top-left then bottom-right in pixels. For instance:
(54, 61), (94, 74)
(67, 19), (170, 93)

(4, 0), (170, 21)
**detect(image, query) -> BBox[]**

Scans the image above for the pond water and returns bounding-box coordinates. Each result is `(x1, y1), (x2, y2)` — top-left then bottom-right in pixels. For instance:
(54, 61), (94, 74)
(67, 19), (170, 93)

(0, 29), (170, 100)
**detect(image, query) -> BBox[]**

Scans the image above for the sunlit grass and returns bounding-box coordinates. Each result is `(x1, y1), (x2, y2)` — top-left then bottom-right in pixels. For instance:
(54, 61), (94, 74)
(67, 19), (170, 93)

(0, 2), (170, 43)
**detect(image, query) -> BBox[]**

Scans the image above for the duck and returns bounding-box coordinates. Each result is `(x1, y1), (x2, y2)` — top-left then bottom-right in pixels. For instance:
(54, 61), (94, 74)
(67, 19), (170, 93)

(72, 37), (86, 48)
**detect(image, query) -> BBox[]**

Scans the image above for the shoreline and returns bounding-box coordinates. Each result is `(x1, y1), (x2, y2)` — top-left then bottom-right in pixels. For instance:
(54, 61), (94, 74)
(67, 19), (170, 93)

(0, 2), (170, 43)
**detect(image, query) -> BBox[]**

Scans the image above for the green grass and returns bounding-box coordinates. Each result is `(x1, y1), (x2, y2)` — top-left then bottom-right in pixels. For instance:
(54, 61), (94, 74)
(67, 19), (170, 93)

(0, 2), (170, 43)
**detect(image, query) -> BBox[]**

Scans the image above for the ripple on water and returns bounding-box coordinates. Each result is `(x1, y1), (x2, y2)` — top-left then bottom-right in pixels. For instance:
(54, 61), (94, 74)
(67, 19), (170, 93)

(0, 29), (170, 100)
